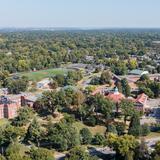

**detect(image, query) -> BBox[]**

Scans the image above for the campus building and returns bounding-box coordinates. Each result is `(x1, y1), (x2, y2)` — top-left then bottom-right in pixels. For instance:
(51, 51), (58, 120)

(92, 87), (148, 112)
(0, 96), (21, 119)
(0, 93), (40, 119)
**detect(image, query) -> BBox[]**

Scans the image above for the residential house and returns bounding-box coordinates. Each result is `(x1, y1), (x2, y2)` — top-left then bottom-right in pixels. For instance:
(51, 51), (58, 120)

(134, 93), (148, 111)
(129, 69), (149, 76)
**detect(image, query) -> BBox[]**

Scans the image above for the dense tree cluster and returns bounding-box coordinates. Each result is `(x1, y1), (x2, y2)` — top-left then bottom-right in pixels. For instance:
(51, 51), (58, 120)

(51, 70), (82, 87)
(0, 71), (29, 94)
(0, 30), (160, 74)
(137, 74), (160, 98)
(90, 70), (112, 85)
(0, 30), (160, 159)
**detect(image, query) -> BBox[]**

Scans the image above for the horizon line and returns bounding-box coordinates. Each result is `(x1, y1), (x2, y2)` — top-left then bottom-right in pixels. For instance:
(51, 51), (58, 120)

(1, 27), (160, 30)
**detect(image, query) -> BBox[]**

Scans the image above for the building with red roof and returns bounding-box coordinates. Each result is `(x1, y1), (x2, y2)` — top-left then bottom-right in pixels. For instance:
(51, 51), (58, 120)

(106, 87), (125, 103)
(106, 88), (148, 112)
(106, 87), (125, 113)
(135, 93), (148, 111)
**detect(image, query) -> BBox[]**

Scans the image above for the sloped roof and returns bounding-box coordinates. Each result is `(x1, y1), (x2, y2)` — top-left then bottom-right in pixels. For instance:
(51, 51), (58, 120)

(129, 69), (148, 75)
(106, 92), (125, 103)
(136, 93), (148, 105)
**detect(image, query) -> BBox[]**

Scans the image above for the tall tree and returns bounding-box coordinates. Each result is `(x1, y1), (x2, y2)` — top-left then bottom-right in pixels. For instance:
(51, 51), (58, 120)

(108, 133), (138, 160)
(65, 146), (98, 160)
(12, 107), (34, 127)
(120, 99), (135, 123)
(48, 121), (80, 151)
(30, 147), (55, 160)
(80, 128), (92, 145)
(26, 118), (43, 147)
(128, 113), (141, 137)
(100, 70), (112, 85)
(121, 78), (131, 97)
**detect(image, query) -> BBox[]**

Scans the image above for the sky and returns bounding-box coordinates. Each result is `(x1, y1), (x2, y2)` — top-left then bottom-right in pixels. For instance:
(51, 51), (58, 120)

(0, 0), (160, 28)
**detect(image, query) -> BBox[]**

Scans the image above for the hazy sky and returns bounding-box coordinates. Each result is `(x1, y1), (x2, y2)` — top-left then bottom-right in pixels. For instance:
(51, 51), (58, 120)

(0, 0), (160, 28)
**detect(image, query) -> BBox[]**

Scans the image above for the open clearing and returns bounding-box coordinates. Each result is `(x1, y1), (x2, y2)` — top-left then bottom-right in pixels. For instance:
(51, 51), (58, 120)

(0, 119), (9, 126)
(73, 121), (106, 135)
(18, 68), (68, 81)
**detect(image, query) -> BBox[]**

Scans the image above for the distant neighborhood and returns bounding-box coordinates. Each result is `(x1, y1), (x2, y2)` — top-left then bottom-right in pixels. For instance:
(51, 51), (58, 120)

(0, 30), (160, 160)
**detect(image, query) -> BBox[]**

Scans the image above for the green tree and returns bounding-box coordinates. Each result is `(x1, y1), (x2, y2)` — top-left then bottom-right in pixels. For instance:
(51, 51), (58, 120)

(50, 80), (58, 89)
(157, 65), (160, 73)
(52, 74), (65, 87)
(116, 81), (123, 93)
(92, 133), (107, 146)
(141, 124), (150, 136)
(6, 76), (29, 94)
(128, 113), (141, 137)
(115, 122), (126, 135)
(87, 94), (114, 121)
(128, 59), (138, 70)
(0, 128), (6, 155)
(65, 146), (98, 160)
(107, 124), (117, 134)
(26, 118), (43, 147)
(17, 60), (30, 72)
(0, 155), (6, 160)
(4, 125), (25, 143)
(120, 99), (135, 123)
(80, 128), (92, 145)
(30, 147), (55, 160)
(6, 142), (30, 160)
(0, 70), (9, 87)
(48, 121), (80, 151)
(100, 70), (112, 85)
(112, 62), (128, 75)
(12, 107), (34, 126)
(108, 133), (138, 160)
(152, 141), (160, 160)
(77, 104), (90, 122)
(38, 91), (62, 115)
(121, 78), (131, 97)
(72, 90), (85, 110)
(139, 74), (150, 82)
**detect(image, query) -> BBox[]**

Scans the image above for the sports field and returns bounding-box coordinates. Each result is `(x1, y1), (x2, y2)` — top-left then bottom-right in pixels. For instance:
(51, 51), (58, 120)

(20, 68), (67, 81)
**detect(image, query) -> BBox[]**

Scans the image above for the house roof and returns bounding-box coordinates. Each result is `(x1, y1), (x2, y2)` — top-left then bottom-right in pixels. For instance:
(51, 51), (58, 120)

(107, 92), (125, 103)
(92, 88), (103, 96)
(136, 93), (148, 105)
(129, 69), (148, 75)
(106, 88), (125, 103)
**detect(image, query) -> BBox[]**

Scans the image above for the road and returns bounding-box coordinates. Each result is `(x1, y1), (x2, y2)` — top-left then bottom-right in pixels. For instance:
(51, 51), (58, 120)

(145, 137), (160, 149)
(77, 72), (101, 89)
(54, 153), (65, 160)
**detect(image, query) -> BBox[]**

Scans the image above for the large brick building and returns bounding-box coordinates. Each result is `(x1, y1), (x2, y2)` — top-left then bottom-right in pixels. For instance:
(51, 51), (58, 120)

(0, 96), (21, 119)
(92, 87), (148, 112)
(0, 93), (40, 119)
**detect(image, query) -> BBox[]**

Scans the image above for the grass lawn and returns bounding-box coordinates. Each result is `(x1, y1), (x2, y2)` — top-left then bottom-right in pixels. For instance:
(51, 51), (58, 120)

(19, 68), (68, 82)
(73, 121), (106, 135)
(142, 132), (160, 140)
(0, 119), (9, 126)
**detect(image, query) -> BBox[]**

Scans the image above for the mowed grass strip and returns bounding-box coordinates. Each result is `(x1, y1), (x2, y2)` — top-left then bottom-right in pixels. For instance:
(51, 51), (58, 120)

(19, 68), (68, 81)
(73, 121), (106, 135)
(0, 119), (9, 127)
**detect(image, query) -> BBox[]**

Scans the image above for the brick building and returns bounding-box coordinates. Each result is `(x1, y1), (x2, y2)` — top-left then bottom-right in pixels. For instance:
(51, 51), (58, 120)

(92, 87), (148, 112)
(0, 93), (40, 119)
(0, 96), (21, 119)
